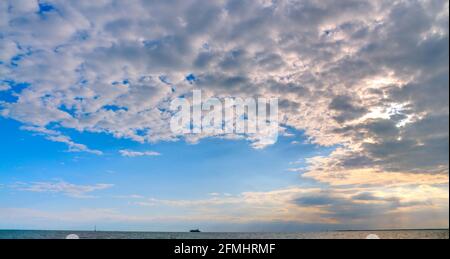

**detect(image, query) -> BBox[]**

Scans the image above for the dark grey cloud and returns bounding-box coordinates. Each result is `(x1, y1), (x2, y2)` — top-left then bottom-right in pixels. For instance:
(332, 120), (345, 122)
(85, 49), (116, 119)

(329, 95), (368, 123)
(294, 192), (432, 221)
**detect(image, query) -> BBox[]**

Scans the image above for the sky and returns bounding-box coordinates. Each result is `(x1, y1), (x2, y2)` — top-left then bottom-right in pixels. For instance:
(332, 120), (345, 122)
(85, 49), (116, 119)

(0, 0), (448, 232)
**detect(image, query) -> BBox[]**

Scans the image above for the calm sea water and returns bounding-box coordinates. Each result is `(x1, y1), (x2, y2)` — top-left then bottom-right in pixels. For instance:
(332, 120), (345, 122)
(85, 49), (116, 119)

(0, 230), (448, 239)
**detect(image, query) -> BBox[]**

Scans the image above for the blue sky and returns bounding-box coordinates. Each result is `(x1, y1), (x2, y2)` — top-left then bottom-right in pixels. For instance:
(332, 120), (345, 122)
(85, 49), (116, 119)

(0, 116), (337, 231)
(0, 0), (448, 231)
(0, 117), (329, 198)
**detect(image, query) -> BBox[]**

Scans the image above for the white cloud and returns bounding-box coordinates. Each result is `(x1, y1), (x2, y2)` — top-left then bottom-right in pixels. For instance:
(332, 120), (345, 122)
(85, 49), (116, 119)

(0, 39), (20, 64)
(113, 194), (145, 199)
(11, 180), (114, 198)
(21, 125), (103, 155)
(0, 83), (11, 92)
(8, 0), (39, 14)
(119, 150), (161, 157)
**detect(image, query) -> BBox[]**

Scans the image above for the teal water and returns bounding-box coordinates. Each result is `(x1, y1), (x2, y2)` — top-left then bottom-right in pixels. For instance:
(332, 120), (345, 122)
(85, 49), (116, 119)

(0, 230), (448, 239)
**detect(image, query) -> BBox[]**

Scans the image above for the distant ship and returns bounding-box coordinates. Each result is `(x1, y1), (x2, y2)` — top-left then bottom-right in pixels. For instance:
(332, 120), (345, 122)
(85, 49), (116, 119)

(190, 229), (201, 233)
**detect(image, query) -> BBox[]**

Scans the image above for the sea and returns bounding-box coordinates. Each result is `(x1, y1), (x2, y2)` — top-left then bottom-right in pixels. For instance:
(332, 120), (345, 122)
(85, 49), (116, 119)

(0, 229), (448, 239)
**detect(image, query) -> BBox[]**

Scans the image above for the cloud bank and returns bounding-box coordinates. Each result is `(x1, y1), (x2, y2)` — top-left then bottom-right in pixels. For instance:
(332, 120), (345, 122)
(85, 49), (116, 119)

(0, 0), (448, 229)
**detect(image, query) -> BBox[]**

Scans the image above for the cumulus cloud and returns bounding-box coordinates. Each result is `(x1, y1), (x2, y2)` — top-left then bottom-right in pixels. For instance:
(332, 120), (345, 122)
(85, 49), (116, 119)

(11, 180), (114, 198)
(0, 0), (447, 162)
